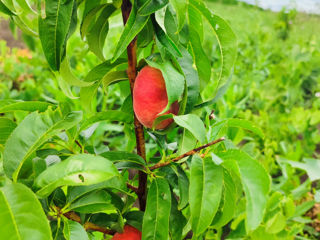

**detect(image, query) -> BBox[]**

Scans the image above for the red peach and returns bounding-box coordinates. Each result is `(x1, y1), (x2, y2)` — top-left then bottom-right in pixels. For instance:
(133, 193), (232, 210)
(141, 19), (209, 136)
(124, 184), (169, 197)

(133, 66), (179, 129)
(112, 225), (141, 240)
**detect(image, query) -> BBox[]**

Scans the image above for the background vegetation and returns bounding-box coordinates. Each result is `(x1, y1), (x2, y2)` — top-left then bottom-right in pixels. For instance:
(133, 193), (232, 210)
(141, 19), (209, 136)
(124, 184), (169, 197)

(0, 0), (319, 239)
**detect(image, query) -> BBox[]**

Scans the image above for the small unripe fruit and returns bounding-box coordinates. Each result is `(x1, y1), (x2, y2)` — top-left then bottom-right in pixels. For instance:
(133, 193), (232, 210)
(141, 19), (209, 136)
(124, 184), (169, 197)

(133, 66), (179, 129)
(112, 225), (141, 240)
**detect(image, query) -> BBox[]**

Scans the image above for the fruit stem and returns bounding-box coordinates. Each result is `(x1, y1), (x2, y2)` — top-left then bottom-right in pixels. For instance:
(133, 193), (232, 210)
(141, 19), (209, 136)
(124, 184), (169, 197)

(121, 0), (147, 211)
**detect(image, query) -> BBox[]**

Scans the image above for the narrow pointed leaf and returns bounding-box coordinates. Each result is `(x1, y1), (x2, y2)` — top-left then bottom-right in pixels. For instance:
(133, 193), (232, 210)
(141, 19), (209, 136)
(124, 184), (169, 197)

(189, 0), (237, 89)
(39, 0), (75, 70)
(0, 100), (52, 113)
(142, 178), (171, 240)
(87, 4), (116, 60)
(169, 0), (187, 31)
(112, 4), (149, 62)
(189, 155), (223, 236)
(139, 0), (168, 15)
(80, 110), (133, 131)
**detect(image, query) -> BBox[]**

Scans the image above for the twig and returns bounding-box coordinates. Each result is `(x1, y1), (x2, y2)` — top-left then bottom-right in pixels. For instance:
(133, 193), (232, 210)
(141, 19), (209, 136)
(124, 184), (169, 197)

(54, 207), (115, 235)
(75, 139), (88, 153)
(121, 0), (147, 211)
(149, 137), (225, 170)
(127, 182), (139, 193)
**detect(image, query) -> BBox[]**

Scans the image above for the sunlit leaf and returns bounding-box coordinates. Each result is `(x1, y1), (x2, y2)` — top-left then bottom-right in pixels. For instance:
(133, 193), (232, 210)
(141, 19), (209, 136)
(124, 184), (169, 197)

(0, 183), (52, 240)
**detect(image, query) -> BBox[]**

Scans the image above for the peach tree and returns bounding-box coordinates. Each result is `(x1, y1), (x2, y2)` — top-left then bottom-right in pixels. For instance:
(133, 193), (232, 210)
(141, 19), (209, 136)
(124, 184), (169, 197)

(0, 0), (271, 239)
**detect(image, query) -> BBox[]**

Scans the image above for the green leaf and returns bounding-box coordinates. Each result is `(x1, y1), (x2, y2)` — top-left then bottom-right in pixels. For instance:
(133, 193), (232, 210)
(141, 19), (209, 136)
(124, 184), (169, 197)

(101, 70), (128, 89)
(0, 1), (16, 15)
(292, 200), (315, 218)
(218, 149), (270, 231)
(80, 111), (133, 131)
(189, 155), (223, 236)
(87, 4), (116, 60)
(188, 5), (211, 86)
(169, 193), (187, 240)
(286, 158), (320, 181)
(152, 16), (182, 58)
(80, 59), (127, 112)
(146, 58), (185, 111)
(3, 108), (82, 181)
(189, 0), (237, 89)
(142, 178), (171, 240)
(176, 47), (200, 114)
(101, 151), (146, 170)
(169, 0), (187, 31)
(63, 220), (89, 240)
(139, 0), (168, 15)
(59, 58), (93, 87)
(137, 18), (154, 48)
(173, 114), (206, 144)
(67, 176), (129, 204)
(112, 3), (149, 62)
(0, 183), (52, 240)
(178, 129), (197, 155)
(212, 118), (264, 139)
(0, 100), (52, 113)
(176, 165), (189, 210)
(80, 3), (105, 39)
(68, 190), (117, 213)
(35, 154), (119, 198)
(211, 168), (237, 228)
(0, 118), (16, 145)
(265, 212), (286, 234)
(39, 0), (75, 71)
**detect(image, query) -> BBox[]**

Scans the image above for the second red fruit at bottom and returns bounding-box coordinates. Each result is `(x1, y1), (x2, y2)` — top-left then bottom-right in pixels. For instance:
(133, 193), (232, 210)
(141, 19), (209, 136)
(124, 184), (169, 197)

(111, 225), (141, 240)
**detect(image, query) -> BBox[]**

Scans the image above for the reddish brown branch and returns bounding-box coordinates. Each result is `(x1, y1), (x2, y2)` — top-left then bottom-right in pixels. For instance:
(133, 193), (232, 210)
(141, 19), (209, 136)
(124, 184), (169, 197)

(53, 207), (114, 235)
(127, 182), (139, 193)
(121, 0), (147, 211)
(150, 137), (225, 170)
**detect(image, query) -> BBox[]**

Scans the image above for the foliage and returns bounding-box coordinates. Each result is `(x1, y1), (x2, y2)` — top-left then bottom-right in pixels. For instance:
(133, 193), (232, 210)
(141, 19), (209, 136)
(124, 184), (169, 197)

(0, 0), (319, 240)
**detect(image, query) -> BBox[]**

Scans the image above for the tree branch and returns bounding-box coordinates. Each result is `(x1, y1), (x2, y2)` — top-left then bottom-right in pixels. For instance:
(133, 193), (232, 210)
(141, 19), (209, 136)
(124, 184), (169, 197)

(53, 207), (115, 235)
(121, 0), (147, 211)
(149, 137), (225, 170)
(127, 182), (139, 193)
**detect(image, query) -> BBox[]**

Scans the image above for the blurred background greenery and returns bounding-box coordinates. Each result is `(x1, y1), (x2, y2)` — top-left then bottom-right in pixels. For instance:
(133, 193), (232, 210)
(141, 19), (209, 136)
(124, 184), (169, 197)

(0, 0), (320, 239)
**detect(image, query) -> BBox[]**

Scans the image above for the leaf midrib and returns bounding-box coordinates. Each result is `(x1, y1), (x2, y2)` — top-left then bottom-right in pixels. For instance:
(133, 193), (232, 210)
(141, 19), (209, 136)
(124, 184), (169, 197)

(0, 189), (22, 240)
(14, 114), (64, 182)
